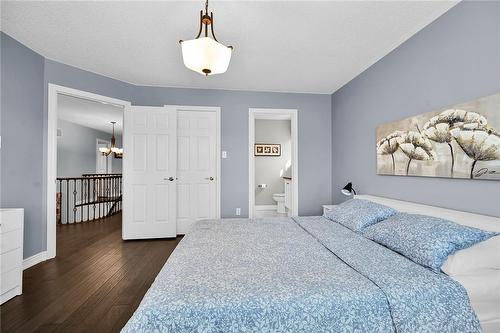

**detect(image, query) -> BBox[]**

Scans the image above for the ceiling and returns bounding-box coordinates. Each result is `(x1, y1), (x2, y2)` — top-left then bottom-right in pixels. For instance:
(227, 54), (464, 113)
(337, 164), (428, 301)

(58, 94), (123, 134)
(1, 1), (457, 94)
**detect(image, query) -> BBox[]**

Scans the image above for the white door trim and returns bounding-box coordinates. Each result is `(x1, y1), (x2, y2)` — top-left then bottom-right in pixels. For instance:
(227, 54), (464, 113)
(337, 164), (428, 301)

(248, 108), (298, 218)
(47, 83), (131, 260)
(165, 105), (222, 219)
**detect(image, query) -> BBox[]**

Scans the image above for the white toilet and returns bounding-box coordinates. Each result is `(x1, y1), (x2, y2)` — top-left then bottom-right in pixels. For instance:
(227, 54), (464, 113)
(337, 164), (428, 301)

(273, 193), (286, 214)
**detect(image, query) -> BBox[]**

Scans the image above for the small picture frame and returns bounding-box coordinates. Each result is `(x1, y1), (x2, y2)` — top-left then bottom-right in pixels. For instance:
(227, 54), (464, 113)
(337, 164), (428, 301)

(254, 144), (281, 156)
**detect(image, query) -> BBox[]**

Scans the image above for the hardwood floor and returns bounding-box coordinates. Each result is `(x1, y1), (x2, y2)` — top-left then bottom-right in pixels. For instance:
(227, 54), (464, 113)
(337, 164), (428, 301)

(0, 214), (182, 333)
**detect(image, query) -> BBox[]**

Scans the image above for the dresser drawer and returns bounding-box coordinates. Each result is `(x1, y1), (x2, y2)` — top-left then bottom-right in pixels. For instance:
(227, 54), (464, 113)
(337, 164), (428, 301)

(1, 229), (23, 255)
(1, 268), (21, 294)
(1, 248), (22, 273)
(0, 209), (24, 233)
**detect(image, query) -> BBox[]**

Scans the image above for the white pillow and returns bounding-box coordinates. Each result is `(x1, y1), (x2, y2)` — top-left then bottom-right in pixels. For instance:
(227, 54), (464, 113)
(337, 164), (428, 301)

(442, 235), (500, 276)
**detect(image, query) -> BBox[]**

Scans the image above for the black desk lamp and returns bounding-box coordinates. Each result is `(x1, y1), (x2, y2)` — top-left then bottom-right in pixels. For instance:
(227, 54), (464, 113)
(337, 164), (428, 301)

(341, 182), (356, 196)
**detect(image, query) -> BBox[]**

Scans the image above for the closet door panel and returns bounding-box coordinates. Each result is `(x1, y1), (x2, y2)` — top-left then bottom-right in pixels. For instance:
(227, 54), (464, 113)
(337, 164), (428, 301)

(123, 106), (177, 239)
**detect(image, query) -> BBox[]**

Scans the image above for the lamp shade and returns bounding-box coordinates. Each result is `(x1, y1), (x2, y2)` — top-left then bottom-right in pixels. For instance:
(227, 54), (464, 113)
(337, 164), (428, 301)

(341, 182), (356, 196)
(181, 37), (232, 76)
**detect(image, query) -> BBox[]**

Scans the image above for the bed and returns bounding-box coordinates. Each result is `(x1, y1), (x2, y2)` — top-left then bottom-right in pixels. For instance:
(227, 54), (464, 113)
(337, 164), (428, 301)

(122, 196), (499, 333)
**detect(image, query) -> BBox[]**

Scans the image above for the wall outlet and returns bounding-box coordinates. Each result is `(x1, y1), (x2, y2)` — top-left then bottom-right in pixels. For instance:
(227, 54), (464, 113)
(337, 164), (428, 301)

(235, 208), (241, 216)
(222, 151), (227, 159)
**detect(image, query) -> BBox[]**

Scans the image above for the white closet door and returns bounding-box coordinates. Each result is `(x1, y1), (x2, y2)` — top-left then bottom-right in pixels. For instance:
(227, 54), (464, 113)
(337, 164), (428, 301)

(122, 106), (177, 239)
(176, 110), (217, 234)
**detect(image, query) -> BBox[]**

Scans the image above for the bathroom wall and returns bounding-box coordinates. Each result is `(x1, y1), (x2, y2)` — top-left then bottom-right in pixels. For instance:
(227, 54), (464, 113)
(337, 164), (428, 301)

(254, 119), (291, 206)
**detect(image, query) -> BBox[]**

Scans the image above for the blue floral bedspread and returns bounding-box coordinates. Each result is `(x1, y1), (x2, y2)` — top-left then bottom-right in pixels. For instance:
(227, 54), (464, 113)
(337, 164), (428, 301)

(122, 217), (481, 333)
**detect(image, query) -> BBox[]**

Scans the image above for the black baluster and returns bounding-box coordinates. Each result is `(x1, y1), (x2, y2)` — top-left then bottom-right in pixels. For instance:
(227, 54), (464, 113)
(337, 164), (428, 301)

(115, 176), (117, 214)
(73, 179), (77, 223)
(57, 179), (62, 225)
(98, 177), (101, 220)
(79, 179), (83, 223)
(87, 178), (90, 222)
(106, 177), (109, 217)
(66, 179), (69, 224)
(93, 178), (96, 220)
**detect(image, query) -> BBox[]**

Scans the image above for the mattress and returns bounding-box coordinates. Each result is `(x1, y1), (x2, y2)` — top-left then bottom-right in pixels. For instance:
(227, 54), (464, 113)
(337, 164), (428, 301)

(122, 216), (480, 332)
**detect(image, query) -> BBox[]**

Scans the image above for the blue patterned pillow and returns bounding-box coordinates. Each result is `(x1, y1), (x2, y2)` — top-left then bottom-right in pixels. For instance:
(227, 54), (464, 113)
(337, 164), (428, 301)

(362, 213), (498, 272)
(323, 199), (397, 232)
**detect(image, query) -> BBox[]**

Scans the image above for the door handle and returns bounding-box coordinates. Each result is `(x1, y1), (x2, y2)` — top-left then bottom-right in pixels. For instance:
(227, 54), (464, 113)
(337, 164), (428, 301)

(164, 177), (175, 181)
(204, 177), (215, 181)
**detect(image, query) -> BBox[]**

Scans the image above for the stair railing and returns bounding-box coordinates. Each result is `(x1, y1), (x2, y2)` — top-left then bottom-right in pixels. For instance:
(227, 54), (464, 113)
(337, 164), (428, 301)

(56, 174), (122, 224)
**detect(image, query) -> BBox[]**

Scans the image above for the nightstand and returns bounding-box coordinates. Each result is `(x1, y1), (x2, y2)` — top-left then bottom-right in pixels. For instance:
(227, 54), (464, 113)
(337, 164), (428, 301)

(322, 205), (337, 215)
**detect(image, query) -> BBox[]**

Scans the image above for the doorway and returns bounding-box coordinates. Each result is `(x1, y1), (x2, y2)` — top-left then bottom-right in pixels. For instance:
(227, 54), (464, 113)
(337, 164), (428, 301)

(46, 84), (131, 260)
(248, 108), (298, 218)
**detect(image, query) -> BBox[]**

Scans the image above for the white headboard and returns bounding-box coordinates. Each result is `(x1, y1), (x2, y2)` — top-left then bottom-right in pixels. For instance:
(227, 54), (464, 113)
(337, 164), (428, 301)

(357, 194), (500, 232)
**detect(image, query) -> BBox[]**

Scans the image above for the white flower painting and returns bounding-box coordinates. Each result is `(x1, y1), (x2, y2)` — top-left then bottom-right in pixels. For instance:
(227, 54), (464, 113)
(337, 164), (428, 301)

(376, 93), (500, 180)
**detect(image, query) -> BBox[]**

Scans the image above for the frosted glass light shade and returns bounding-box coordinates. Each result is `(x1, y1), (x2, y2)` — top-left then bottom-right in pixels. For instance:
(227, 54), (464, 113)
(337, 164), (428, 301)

(99, 147), (110, 154)
(181, 37), (232, 75)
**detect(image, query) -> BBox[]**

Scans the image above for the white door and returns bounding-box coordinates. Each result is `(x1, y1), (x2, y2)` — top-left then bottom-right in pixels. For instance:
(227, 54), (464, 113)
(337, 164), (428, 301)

(96, 139), (112, 174)
(122, 106), (177, 239)
(176, 110), (218, 234)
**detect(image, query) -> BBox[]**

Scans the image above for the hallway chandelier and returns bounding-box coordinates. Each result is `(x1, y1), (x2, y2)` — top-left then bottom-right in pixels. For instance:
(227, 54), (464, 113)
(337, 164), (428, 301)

(179, 0), (233, 76)
(99, 121), (123, 159)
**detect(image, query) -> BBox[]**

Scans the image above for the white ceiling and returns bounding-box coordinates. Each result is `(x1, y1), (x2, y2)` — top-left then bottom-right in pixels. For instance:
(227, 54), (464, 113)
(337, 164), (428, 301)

(58, 94), (123, 134)
(1, 1), (457, 94)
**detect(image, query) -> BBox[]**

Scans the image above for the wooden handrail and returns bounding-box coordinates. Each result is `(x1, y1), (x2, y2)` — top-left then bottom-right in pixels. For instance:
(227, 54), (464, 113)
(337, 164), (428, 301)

(57, 175), (122, 181)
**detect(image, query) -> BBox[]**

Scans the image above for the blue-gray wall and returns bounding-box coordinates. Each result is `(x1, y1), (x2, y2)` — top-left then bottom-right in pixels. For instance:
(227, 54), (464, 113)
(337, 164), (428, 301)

(131, 86), (331, 217)
(2, 32), (332, 258)
(45, 62), (332, 218)
(331, 1), (500, 217)
(1, 33), (46, 257)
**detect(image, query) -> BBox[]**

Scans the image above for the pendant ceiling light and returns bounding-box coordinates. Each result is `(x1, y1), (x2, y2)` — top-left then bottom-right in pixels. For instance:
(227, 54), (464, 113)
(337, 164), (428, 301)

(179, 0), (233, 76)
(99, 121), (123, 159)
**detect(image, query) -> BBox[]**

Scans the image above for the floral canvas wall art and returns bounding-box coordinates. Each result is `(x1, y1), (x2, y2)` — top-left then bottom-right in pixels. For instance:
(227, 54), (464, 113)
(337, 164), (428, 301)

(376, 93), (500, 180)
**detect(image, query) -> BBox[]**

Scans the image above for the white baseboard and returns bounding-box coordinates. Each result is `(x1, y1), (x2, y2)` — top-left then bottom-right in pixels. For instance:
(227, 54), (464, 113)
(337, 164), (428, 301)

(23, 251), (48, 270)
(254, 205), (277, 211)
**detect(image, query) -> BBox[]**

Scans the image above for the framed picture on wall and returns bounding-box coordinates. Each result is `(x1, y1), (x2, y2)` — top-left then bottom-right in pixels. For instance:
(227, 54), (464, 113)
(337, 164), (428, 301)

(376, 92), (500, 180)
(254, 144), (281, 156)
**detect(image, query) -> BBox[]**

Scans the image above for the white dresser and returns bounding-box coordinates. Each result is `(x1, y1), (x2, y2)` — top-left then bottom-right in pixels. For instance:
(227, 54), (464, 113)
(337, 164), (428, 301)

(1, 208), (24, 304)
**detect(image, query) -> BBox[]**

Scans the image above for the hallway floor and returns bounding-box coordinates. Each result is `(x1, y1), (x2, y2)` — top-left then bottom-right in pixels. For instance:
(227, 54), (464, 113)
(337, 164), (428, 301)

(0, 214), (182, 333)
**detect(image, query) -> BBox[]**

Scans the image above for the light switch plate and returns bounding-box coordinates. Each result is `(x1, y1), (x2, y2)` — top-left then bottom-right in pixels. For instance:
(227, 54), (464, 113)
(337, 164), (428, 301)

(222, 151), (227, 159)
(235, 208), (241, 216)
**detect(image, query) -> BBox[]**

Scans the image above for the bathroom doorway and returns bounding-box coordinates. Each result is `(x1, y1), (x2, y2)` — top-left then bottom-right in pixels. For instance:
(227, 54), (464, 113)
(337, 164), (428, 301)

(248, 109), (298, 218)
